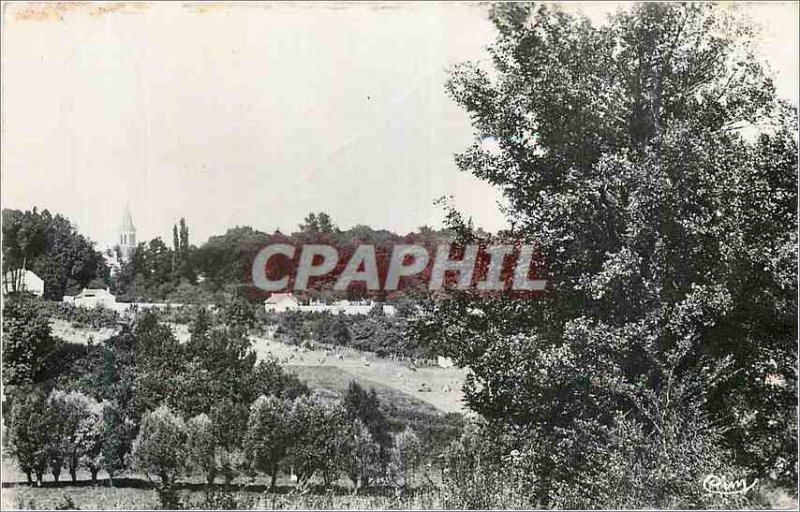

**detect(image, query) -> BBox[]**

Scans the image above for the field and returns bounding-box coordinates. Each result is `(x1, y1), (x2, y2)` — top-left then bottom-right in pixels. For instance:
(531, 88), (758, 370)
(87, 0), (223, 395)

(176, 323), (468, 414)
(47, 319), (468, 415)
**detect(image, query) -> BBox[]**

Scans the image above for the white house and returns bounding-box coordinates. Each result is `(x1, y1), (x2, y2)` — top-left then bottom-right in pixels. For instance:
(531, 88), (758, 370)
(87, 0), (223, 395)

(437, 356), (455, 369)
(67, 288), (118, 309)
(264, 293), (396, 316)
(2, 269), (44, 297)
(264, 292), (301, 313)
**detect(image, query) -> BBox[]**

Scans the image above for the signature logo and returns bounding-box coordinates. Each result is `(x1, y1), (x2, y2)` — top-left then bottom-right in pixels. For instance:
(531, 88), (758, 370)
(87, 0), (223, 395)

(702, 474), (758, 495)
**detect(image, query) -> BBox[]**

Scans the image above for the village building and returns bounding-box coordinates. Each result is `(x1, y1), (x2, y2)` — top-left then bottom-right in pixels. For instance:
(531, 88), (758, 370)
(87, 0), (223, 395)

(264, 292), (301, 313)
(2, 269), (45, 297)
(263, 292), (396, 316)
(64, 288), (118, 309)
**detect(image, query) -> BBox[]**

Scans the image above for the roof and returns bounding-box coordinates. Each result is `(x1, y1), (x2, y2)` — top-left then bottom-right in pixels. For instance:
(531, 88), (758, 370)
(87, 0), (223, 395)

(121, 206), (136, 232)
(264, 292), (298, 304)
(2, 270), (44, 290)
(3, 269), (43, 283)
(76, 288), (115, 298)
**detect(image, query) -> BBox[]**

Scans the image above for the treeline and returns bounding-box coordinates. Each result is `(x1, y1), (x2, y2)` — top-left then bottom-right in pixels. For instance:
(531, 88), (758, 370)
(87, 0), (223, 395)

(112, 212), (460, 304)
(110, 218), (206, 303)
(271, 307), (427, 359)
(2, 208), (108, 299)
(2, 207), (464, 305)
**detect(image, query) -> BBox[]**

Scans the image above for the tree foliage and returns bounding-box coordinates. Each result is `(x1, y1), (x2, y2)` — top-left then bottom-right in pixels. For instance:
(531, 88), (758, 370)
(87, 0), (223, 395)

(411, 2), (797, 506)
(132, 405), (188, 486)
(2, 208), (108, 299)
(244, 395), (292, 489)
(2, 297), (60, 386)
(186, 413), (220, 484)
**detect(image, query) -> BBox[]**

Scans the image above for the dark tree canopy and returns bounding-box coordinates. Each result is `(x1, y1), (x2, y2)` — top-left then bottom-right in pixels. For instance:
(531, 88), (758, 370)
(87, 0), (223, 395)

(412, 2), (797, 506)
(2, 208), (108, 299)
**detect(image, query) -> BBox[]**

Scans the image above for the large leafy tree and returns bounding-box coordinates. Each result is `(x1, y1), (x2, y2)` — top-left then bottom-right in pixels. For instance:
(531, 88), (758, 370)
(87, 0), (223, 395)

(6, 387), (51, 484)
(2, 208), (108, 299)
(2, 298), (61, 386)
(244, 395), (293, 490)
(343, 381), (393, 472)
(412, 2), (797, 506)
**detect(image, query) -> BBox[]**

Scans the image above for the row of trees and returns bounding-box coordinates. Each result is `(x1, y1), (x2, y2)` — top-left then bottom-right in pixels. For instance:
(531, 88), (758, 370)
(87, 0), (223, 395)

(113, 212), (458, 304)
(2, 297), (309, 476)
(0, 206), (459, 306)
(273, 308), (426, 358)
(133, 390), (425, 495)
(6, 382), (427, 495)
(7, 389), (105, 485)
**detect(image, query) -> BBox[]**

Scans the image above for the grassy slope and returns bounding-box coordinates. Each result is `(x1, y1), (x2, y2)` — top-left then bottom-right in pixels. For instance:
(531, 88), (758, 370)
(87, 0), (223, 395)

(288, 365), (466, 453)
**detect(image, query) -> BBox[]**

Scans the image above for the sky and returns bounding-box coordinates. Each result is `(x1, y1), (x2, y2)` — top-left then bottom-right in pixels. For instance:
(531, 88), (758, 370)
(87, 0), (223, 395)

(2, 1), (798, 250)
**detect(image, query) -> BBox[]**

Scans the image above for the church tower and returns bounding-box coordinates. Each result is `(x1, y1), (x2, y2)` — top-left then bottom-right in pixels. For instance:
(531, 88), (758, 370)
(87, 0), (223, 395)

(119, 206), (137, 261)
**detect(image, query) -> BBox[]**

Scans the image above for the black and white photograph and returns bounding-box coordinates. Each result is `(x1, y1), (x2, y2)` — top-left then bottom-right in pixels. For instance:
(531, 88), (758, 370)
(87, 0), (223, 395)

(1, 1), (798, 509)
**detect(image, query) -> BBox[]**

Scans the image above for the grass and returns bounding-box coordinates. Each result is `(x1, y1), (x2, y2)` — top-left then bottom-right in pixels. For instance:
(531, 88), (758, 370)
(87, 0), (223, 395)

(288, 365), (466, 452)
(2, 479), (448, 510)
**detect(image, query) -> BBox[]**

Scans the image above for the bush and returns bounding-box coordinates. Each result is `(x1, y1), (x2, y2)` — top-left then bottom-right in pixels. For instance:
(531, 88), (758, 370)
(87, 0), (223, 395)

(37, 300), (120, 329)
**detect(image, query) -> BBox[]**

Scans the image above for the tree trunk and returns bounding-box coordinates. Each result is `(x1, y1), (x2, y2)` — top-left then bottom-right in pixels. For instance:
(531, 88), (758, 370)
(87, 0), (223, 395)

(69, 456), (79, 483)
(25, 471), (32, 484)
(35, 471), (43, 486)
(52, 468), (60, 482)
(90, 468), (99, 484)
(270, 468), (277, 491)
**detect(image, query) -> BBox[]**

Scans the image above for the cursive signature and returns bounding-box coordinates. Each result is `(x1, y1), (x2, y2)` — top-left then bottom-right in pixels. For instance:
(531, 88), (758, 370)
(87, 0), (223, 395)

(702, 474), (758, 495)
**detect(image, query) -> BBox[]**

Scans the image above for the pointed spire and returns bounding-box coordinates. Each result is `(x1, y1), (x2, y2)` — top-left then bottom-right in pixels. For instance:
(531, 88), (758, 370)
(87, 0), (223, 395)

(121, 205), (136, 232)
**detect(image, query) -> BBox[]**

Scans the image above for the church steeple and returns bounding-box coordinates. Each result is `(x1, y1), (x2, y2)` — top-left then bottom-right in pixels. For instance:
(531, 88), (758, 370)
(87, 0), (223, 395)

(119, 206), (137, 260)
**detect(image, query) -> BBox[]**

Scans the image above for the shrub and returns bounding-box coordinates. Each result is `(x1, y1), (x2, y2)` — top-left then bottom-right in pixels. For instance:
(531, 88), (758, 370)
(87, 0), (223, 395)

(37, 300), (120, 329)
